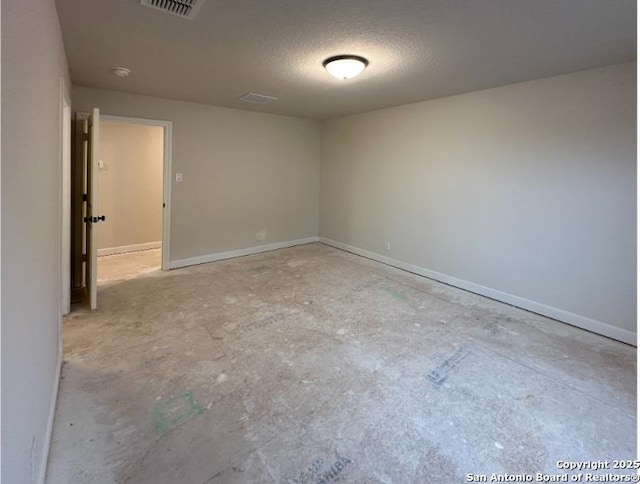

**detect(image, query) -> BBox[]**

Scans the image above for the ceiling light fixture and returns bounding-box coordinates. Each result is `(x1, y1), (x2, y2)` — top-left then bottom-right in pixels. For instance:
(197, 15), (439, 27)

(110, 66), (131, 77)
(323, 55), (369, 80)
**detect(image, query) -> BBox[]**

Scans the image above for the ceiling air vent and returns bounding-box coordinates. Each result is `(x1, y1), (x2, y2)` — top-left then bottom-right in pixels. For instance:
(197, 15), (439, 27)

(239, 93), (279, 105)
(140, 0), (205, 20)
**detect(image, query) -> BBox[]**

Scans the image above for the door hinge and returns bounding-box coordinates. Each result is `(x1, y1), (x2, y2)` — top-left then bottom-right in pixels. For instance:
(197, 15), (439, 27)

(81, 253), (86, 262)
(82, 193), (87, 202)
(163, 203), (166, 208)
(82, 133), (89, 142)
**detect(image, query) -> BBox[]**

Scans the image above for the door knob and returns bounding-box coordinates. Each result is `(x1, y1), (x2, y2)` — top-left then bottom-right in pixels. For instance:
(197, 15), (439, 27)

(83, 215), (106, 223)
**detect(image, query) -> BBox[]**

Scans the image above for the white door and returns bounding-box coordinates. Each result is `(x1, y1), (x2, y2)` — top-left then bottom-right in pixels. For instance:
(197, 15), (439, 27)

(85, 108), (101, 309)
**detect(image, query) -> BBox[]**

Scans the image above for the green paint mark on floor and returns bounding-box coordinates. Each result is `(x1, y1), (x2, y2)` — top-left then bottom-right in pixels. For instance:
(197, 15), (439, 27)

(382, 285), (407, 301)
(153, 391), (205, 435)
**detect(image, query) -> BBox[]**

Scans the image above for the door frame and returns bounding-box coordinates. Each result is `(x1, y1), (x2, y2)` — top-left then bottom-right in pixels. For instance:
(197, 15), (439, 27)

(59, 78), (71, 316)
(99, 114), (173, 271)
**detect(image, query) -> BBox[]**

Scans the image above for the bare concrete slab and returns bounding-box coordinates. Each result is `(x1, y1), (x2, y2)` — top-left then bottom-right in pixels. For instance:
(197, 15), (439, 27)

(448, 305), (636, 416)
(47, 243), (636, 484)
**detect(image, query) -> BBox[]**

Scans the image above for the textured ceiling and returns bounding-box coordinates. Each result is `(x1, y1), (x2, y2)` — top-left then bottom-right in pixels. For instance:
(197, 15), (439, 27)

(56, 0), (636, 120)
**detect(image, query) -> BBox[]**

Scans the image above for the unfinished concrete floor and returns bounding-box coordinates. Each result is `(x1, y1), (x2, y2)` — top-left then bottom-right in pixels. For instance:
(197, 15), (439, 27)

(47, 243), (636, 483)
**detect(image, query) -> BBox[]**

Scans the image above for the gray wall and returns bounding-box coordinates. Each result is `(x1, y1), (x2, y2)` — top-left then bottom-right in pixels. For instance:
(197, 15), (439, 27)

(72, 86), (321, 262)
(1, 0), (70, 482)
(98, 122), (164, 251)
(321, 62), (636, 342)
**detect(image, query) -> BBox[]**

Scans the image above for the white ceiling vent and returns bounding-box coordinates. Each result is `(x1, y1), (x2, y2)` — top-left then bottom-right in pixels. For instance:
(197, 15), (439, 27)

(140, 0), (205, 20)
(239, 93), (279, 105)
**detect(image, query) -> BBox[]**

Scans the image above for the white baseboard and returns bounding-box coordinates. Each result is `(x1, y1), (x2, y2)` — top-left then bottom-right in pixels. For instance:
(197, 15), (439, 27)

(168, 236), (320, 270)
(98, 241), (161, 257)
(38, 318), (63, 484)
(319, 237), (636, 346)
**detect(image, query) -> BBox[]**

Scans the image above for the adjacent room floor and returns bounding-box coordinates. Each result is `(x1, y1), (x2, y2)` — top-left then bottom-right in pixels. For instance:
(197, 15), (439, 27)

(97, 248), (161, 286)
(47, 243), (636, 483)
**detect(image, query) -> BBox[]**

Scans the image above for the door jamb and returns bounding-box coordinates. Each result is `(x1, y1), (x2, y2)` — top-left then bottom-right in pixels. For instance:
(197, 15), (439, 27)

(60, 78), (71, 315)
(99, 114), (173, 271)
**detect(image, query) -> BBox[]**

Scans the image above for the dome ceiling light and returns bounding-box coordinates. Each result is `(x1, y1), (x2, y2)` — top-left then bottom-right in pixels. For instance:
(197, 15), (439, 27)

(323, 55), (369, 80)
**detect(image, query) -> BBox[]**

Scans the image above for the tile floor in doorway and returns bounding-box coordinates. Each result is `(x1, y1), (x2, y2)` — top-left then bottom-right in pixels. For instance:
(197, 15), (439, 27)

(97, 248), (161, 286)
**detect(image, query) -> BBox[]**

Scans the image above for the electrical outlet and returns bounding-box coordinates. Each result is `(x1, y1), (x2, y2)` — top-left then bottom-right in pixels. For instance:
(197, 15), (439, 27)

(175, 172), (183, 182)
(256, 229), (267, 241)
(384, 241), (391, 252)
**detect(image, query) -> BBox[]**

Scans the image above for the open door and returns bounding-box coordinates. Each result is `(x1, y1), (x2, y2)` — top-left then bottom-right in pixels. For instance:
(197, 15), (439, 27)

(85, 108), (102, 309)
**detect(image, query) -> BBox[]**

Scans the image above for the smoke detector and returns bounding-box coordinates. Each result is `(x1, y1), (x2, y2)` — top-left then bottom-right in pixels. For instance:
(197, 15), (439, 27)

(239, 93), (279, 105)
(140, 0), (205, 20)
(110, 66), (131, 77)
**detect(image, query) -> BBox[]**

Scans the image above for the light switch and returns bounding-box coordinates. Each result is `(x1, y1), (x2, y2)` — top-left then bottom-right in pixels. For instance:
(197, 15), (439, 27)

(98, 160), (104, 169)
(175, 172), (183, 182)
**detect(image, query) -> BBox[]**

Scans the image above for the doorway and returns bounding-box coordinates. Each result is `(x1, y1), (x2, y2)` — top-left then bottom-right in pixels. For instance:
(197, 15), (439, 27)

(70, 113), (172, 309)
(97, 117), (165, 286)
